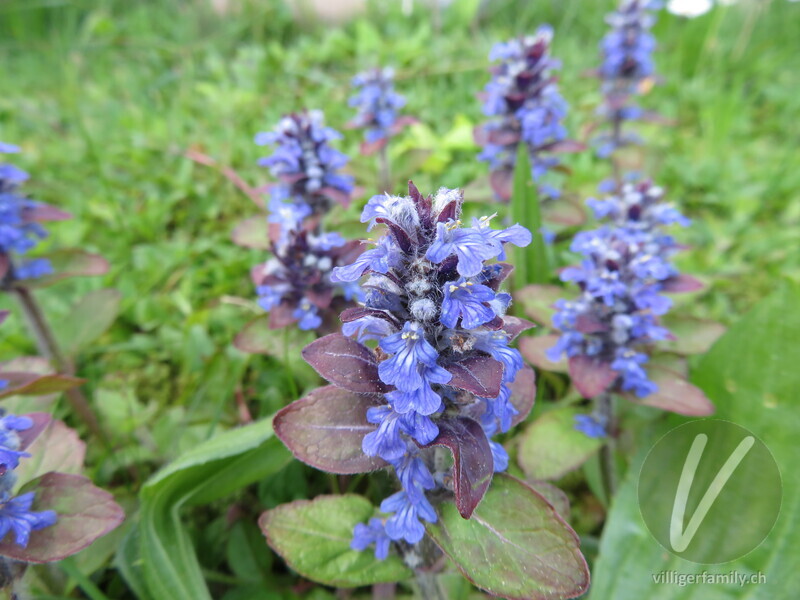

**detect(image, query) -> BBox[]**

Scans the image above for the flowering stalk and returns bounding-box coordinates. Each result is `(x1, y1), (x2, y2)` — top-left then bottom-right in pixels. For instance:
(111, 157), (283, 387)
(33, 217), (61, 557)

(475, 27), (582, 201)
(547, 178), (695, 435)
(348, 67), (416, 191)
(594, 0), (662, 159)
(0, 144), (105, 443)
(287, 183), (534, 560)
(0, 412), (57, 550)
(251, 111), (362, 332)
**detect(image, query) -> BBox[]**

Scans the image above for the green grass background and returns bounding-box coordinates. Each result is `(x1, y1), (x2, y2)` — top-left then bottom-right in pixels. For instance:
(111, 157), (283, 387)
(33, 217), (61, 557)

(0, 0), (798, 597)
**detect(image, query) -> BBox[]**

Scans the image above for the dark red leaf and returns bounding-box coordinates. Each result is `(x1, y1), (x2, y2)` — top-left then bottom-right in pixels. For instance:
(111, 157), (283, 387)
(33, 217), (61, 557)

(574, 313), (608, 334)
(0, 472), (124, 563)
(17, 413), (52, 451)
(662, 274), (706, 293)
(446, 355), (504, 398)
(541, 139), (586, 154)
(302, 334), (389, 394)
(361, 138), (387, 156)
(26, 203), (72, 222)
(422, 417), (493, 519)
(0, 309), (7, 326)
(509, 366), (537, 427)
(489, 169), (513, 201)
(269, 303), (297, 329)
(501, 316), (536, 341)
(519, 335), (567, 373)
(634, 367), (715, 416)
(274, 386), (387, 474)
(0, 372), (86, 400)
(568, 356), (618, 398)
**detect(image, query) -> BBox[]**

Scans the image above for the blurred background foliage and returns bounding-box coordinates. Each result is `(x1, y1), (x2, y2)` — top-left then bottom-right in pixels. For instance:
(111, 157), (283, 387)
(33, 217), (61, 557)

(0, 0), (798, 597)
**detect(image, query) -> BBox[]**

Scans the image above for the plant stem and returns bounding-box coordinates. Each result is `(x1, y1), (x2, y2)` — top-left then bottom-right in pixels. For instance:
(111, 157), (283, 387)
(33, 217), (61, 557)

(11, 284), (107, 443)
(378, 144), (392, 193)
(414, 570), (446, 600)
(283, 327), (299, 400)
(597, 393), (616, 503)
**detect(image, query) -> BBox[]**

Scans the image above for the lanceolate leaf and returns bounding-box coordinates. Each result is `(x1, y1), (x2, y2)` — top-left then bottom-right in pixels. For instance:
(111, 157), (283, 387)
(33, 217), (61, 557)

(136, 418), (290, 600)
(0, 472), (124, 563)
(569, 355), (618, 398)
(274, 385), (386, 474)
(422, 416), (493, 519)
(302, 334), (388, 393)
(511, 145), (548, 287)
(445, 355), (504, 399)
(260, 495), (411, 587)
(427, 474), (589, 600)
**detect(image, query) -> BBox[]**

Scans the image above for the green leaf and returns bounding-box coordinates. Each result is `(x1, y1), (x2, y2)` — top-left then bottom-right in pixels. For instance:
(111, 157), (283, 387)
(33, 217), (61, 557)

(233, 316), (275, 355)
(26, 249), (110, 288)
(55, 289), (122, 355)
(14, 418), (85, 489)
(515, 284), (564, 326)
(259, 495), (412, 587)
(135, 417), (290, 600)
(589, 282), (800, 599)
(661, 316), (726, 355)
(517, 406), (603, 481)
(511, 144), (549, 288)
(427, 474), (589, 600)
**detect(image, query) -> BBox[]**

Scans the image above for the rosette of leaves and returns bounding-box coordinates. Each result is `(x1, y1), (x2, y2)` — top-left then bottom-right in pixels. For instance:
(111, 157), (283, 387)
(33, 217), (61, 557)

(0, 312), (124, 595)
(474, 27), (584, 204)
(260, 183), (590, 600)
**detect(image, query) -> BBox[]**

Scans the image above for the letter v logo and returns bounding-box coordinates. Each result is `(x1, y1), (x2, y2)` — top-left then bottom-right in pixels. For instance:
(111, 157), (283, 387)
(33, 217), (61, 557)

(669, 433), (755, 552)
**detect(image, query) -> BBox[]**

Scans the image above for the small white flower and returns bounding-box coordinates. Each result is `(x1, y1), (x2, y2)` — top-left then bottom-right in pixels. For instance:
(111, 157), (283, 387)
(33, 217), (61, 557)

(667, 0), (713, 17)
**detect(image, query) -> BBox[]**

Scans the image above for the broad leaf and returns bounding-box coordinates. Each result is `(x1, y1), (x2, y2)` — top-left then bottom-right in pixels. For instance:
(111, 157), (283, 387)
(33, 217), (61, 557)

(302, 334), (388, 393)
(446, 355), (503, 399)
(569, 355), (618, 398)
(0, 371), (85, 400)
(422, 416), (493, 518)
(0, 473), (124, 563)
(259, 495), (411, 587)
(662, 316), (726, 355)
(501, 315), (535, 340)
(516, 284), (564, 325)
(14, 417), (86, 488)
(231, 216), (270, 250)
(517, 406), (603, 481)
(509, 365), (537, 427)
(589, 282), (800, 599)
(136, 418), (290, 600)
(519, 334), (568, 373)
(233, 316), (275, 355)
(662, 274), (706, 293)
(634, 366), (714, 416)
(274, 385), (386, 474)
(427, 474), (589, 600)
(55, 289), (122, 355)
(26, 249), (109, 288)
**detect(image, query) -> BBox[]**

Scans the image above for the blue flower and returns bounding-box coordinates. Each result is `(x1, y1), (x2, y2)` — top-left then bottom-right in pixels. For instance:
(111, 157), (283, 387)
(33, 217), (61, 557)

(330, 237), (402, 283)
(351, 518), (391, 560)
(362, 406), (407, 461)
(378, 322), (451, 392)
(440, 279), (497, 329)
(349, 67), (408, 145)
(0, 492), (57, 548)
(380, 490), (437, 544)
(474, 331), (524, 383)
(293, 301), (322, 330)
(574, 414), (608, 438)
(426, 221), (499, 277)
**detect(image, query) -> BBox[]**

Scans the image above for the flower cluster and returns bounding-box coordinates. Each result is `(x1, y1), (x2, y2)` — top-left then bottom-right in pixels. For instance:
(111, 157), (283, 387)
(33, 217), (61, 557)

(0, 410), (57, 547)
(475, 27), (575, 200)
(255, 110), (354, 219)
(0, 143), (52, 282)
(348, 67), (410, 151)
(336, 183), (532, 557)
(594, 0), (661, 157)
(548, 178), (689, 402)
(252, 112), (362, 331)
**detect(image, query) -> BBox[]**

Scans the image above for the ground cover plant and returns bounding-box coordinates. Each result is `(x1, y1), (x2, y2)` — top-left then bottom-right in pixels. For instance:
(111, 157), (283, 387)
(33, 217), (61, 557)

(0, 0), (798, 598)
